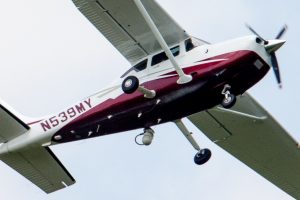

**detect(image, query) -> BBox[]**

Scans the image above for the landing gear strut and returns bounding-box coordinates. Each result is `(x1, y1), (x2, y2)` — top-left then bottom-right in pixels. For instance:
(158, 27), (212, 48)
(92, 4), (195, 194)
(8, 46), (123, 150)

(122, 76), (156, 98)
(174, 119), (211, 165)
(221, 84), (236, 109)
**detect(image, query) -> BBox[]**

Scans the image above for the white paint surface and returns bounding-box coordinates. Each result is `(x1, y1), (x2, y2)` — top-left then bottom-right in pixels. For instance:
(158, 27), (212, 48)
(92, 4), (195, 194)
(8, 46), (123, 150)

(0, 0), (298, 199)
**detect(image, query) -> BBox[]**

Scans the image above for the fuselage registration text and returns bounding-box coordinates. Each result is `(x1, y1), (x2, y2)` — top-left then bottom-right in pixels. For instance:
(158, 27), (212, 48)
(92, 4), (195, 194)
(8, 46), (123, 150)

(40, 99), (92, 132)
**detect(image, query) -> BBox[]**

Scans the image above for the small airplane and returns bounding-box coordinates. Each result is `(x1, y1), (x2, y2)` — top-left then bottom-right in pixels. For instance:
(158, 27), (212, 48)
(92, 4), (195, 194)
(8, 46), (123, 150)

(0, 0), (298, 199)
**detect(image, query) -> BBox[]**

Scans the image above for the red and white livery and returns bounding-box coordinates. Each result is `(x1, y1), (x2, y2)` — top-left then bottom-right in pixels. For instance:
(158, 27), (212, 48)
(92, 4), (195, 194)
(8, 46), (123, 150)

(0, 0), (298, 199)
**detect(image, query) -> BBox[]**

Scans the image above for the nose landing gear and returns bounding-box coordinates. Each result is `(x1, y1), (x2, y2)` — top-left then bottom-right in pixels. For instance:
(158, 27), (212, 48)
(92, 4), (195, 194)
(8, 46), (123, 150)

(221, 84), (236, 109)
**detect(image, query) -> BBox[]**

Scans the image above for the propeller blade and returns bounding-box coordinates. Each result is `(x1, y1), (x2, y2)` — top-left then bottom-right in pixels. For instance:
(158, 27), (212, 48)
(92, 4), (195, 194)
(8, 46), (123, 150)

(246, 24), (268, 44)
(276, 25), (288, 39)
(270, 52), (282, 88)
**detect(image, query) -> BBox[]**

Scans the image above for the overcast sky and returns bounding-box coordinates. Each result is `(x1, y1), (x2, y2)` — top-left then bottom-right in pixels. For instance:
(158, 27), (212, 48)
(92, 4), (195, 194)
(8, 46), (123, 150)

(0, 0), (299, 199)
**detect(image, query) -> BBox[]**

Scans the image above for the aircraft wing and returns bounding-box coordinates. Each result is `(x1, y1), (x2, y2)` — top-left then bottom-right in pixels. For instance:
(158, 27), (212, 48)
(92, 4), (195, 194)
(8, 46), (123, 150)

(1, 147), (75, 193)
(72, 0), (189, 64)
(188, 93), (300, 199)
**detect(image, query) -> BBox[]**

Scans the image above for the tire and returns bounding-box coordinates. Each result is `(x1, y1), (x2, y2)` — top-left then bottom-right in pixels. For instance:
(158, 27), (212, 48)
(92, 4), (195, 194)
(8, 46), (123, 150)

(122, 76), (139, 94)
(221, 94), (236, 109)
(194, 149), (212, 165)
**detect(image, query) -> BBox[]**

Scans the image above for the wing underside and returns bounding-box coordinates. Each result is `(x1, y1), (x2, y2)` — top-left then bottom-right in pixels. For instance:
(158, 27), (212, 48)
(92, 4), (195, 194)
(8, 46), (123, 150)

(188, 93), (300, 199)
(1, 147), (75, 193)
(72, 0), (189, 64)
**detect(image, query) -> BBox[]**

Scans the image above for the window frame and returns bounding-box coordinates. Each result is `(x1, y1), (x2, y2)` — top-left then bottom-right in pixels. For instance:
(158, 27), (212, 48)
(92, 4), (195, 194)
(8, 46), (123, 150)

(185, 38), (195, 52)
(151, 45), (180, 66)
(120, 59), (148, 78)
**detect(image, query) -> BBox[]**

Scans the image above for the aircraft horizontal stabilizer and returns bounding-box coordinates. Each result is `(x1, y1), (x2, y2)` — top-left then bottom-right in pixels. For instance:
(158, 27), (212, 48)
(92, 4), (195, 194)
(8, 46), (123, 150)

(0, 103), (29, 143)
(0, 101), (75, 193)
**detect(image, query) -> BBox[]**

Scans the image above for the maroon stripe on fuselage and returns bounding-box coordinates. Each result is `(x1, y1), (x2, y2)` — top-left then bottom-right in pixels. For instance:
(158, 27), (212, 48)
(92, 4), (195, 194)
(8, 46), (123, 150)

(53, 50), (269, 143)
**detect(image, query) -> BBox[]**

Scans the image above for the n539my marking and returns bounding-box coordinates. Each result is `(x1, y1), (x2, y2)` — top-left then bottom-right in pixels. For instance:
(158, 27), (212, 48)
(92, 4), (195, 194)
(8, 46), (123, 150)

(40, 99), (92, 132)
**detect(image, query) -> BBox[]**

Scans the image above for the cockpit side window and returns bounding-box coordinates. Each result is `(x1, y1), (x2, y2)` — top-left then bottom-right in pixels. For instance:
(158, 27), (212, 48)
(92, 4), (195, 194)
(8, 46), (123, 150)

(134, 59), (148, 71)
(171, 46), (180, 57)
(121, 59), (148, 78)
(151, 46), (180, 66)
(185, 38), (195, 52)
(151, 52), (168, 66)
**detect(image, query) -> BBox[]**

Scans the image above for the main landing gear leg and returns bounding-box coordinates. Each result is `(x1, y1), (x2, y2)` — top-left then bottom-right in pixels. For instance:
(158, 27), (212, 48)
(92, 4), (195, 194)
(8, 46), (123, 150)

(122, 76), (156, 99)
(221, 84), (236, 109)
(174, 119), (211, 165)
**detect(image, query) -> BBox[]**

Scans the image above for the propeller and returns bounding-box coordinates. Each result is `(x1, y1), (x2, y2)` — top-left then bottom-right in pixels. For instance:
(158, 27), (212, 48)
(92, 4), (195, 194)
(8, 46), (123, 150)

(246, 24), (269, 45)
(246, 24), (288, 88)
(276, 25), (288, 39)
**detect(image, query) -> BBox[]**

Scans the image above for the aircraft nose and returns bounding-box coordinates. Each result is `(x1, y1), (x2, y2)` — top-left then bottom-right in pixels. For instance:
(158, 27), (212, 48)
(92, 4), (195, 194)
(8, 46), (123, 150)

(265, 39), (286, 54)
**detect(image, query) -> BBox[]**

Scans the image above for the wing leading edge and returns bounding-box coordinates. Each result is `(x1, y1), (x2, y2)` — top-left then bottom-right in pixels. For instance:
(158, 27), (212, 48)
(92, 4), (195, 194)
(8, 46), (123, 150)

(188, 93), (300, 199)
(72, 0), (189, 64)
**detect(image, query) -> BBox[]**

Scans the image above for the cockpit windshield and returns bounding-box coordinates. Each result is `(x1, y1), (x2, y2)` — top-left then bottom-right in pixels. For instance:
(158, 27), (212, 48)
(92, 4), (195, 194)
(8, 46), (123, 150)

(185, 37), (209, 52)
(185, 38), (195, 52)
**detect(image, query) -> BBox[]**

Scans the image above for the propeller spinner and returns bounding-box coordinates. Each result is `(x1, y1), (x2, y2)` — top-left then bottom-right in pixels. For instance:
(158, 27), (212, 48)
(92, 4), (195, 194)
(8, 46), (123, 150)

(246, 24), (288, 88)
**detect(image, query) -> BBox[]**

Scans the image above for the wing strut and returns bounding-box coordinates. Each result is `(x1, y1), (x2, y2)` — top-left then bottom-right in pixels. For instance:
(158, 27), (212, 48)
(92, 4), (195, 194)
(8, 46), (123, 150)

(133, 0), (192, 84)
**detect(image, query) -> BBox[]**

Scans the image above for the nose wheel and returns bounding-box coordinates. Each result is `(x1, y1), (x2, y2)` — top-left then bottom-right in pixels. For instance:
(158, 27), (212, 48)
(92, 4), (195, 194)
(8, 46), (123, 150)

(221, 84), (236, 109)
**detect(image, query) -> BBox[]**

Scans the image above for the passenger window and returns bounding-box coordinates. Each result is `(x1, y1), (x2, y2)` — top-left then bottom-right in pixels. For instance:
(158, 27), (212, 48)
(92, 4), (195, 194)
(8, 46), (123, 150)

(171, 46), (180, 57)
(151, 52), (168, 66)
(151, 46), (180, 66)
(185, 38), (195, 52)
(134, 59), (148, 71)
(120, 59), (148, 78)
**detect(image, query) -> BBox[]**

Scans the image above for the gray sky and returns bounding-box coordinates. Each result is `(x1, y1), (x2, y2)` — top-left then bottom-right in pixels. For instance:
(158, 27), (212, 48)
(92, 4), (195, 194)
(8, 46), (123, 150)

(0, 0), (299, 199)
